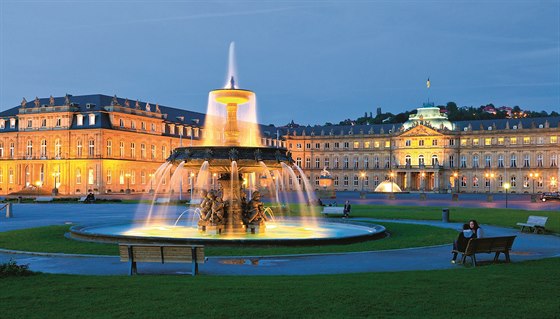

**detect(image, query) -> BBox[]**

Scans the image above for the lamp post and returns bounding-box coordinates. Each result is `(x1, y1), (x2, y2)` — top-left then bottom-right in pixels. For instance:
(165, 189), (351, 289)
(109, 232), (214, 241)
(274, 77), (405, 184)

(148, 173), (154, 194)
(51, 172), (60, 196)
(453, 172), (459, 193)
(504, 182), (510, 208)
(421, 172), (426, 193)
(125, 173), (131, 194)
(360, 171), (366, 199)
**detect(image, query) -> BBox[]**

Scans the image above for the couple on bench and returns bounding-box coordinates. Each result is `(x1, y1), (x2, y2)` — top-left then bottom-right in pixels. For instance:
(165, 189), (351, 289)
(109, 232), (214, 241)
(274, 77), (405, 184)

(451, 220), (483, 264)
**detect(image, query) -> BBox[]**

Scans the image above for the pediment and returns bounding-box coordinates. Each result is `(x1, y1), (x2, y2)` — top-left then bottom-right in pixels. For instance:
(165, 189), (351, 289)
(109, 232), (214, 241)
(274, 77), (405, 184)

(398, 124), (443, 137)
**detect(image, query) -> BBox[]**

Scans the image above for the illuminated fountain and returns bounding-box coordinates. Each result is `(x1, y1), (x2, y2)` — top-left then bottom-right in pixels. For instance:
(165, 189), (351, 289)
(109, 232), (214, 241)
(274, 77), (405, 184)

(70, 43), (385, 246)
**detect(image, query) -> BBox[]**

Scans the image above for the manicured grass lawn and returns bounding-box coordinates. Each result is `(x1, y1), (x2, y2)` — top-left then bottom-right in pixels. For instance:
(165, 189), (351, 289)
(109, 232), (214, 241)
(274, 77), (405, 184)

(1, 258), (558, 319)
(0, 223), (456, 256)
(334, 205), (560, 233)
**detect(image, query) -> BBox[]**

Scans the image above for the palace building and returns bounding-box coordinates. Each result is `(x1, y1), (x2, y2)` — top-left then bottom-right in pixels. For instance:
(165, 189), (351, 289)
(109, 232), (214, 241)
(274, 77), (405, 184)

(0, 94), (558, 196)
(286, 103), (559, 194)
(0, 94), (281, 196)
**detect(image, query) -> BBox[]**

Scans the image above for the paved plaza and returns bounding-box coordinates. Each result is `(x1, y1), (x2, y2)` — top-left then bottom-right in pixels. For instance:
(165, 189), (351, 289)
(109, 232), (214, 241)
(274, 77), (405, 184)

(0, 197), (558, 276)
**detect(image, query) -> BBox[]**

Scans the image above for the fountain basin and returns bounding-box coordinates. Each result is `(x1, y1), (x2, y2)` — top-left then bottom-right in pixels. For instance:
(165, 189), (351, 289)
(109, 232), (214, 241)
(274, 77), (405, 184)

(212, 89), (254, 105)
(69, 220), (386, 247)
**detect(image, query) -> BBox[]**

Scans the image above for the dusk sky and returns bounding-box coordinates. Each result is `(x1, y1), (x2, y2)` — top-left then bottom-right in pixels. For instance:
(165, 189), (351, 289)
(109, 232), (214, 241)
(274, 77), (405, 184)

(1, 1), (558, 125)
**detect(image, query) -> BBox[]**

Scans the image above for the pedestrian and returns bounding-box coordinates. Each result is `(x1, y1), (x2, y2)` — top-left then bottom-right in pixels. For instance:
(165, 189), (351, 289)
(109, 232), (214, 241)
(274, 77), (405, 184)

(343, 200), (351, 218)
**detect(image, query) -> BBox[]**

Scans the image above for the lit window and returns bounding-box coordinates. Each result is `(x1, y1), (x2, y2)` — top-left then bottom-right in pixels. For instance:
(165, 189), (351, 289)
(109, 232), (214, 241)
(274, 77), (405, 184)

(523, 137), (530, 144)
(510, 137), (517, 145)
(485, 138), (491, 146)
(551, 136), (558, 144)
(498, 137), (504, 145)
(353, 142), (360, 149)
(473, 139), (479, 146)
(88, 114), (95, 125)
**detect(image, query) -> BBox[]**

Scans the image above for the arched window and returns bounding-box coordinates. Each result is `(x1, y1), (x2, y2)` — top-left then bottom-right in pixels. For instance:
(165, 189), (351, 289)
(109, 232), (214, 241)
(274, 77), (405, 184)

(405, 155), (411, 166)
(41, 139), (47, 158)
(76, 168), (82, 184)
(418, 155), (425, 166)
(432, 155), (438, 166)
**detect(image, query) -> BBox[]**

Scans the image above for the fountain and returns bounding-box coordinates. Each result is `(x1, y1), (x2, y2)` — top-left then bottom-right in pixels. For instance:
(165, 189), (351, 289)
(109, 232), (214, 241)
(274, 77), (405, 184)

(70, 43), (385, 246)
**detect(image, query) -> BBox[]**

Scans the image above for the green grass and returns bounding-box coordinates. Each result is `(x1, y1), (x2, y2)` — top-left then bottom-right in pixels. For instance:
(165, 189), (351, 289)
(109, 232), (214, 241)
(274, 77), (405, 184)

(0, 223), (456, 256)
(0, 258), (558, 319)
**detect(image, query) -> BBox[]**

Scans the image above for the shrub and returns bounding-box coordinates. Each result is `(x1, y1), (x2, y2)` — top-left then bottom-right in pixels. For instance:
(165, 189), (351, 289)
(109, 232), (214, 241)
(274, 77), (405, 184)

(0, 259), (35, 278)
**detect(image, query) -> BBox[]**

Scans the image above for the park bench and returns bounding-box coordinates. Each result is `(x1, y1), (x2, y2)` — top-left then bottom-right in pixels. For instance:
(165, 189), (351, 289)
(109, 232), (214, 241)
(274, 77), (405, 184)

(452, 236), (516, 267)
(118, 243), (205, 276)
(35, 196), (54, 202)
(320, 206), (344, 216)
(516, 216), (548, 234)
(155, 197), (171, 204)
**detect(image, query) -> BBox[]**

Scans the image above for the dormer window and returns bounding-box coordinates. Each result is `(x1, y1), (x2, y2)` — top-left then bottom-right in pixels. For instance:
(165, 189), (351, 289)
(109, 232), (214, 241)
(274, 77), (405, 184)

(9, 118), (15, 128)
(0, 120), (4, 129)
(88, 113), (96, 126)
(76, 114), (84, 126)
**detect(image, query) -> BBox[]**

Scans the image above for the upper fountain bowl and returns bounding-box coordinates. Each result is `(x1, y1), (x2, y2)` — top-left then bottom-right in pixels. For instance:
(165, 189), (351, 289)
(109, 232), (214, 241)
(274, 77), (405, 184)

(212, 89), (254, 105)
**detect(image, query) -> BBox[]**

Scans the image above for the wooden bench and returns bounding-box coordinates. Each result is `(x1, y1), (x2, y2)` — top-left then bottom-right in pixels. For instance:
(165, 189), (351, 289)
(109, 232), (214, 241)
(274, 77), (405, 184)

(35, 196), (54, 202)
(155, 197), (171, 204)
(452, 236), (516, 267)
(320, 206), (344, 216)
(119, 243), (205, 276)
(517, 216), (548, 234)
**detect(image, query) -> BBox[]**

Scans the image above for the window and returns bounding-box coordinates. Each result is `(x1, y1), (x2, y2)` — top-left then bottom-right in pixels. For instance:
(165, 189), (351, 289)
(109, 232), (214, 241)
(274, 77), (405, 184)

(449, 139), (456, 146)
(131, 172), (136, 185)
(374, 141), (380, 148)
(537, 154), (543, 167)
(26, 140), (33, 157)
(374, 156), (380, 168)
(296, 143), (302, 149)
(151, 123), (156, 132)
(315, 143), (320, 149)
(343, 142), (349, 148)
(9, 142), (14, 158)
(324, 143), (330, 149)
(364, 176), (369, 186)
(56, 118), (61, 127)
(431, 155), (438, 166)
(418, 155), (425, 166)
(551, 136), (558, 144)
(9, 118), (15, 128)
(537, 137), (544, 145)
(460, 139), (467, 146)
(523, 176), (530, 188)
(498, 137), (504, 145)
(343, 176), (349, 186)
(334, 142), (340, 149)
(88, 114), (96, 125)
(306, 143), (311, 149)
(0, 169), (3, 183)
(88, 169), (94, 185)
(119, 170), (125, 185)
(305, 158), (310, 168)
(498, 175), (503, 187)
(353, 157), (359, 169)
(374, 176), (379, 186)
(334, 176), (339, 186)
(498, 155), (504, 168)
(353, 142), (359, 149)
(364, 141), (370, 148)
(485, 155), (492, 168)
(296, 157), (302, 167)
(472, 155), (479, 168)
(88, 140), (95, 157)
(120, 141), (125, 157)
(384, 141), (390, 148)
(510, 137), (517, 145)
(130, 143), (136, 158)
(141, 171), (146, 185)
(523, 137), (530, 144)
(473, 176), (479, 188)
(353, 175), (359, 187)
(141, 144), (146, 159)
(405, 140), (411, 147)
(510, 176), (516, 187)
(324, 157), (330, 168)
(314, 176), (320, 186)
(27, 119), (32, 128)
(448, 155), (455, 168)
(551, 154), (557, 167)
(473, 138), (479, 146)
(510, 154), (517, 168)
(54, 139), (61, 158)
(461, 176), (467, 187)
(151, 145), (156, 160)
(315, 158), (320, 169)
(40, 140), (47, 158)
(77, 140), (83, 157)
(334, 157), (339, 169)
(9, 168), (14, 184)
(460, 156), (467, 168)
(419, 140), (424, 147)
(343, 157), (349, 169)
(485, 138), (491, 146)
(364, 157), (369, 169)
(76, 168), (82, 184)
(119, 119), (125, 127)
(0, 143), (3, 158)
(76, 115), (83, 126)
(106, 140), (112, 157)
(107, 170), (112, 184)
(523, 154), (530, 168)
(384, 156), (390, 168)
(141, 122), (146, 131)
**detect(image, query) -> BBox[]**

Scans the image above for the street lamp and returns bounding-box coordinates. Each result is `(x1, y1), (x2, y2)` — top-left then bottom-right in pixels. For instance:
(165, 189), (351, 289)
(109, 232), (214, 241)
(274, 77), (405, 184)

(51, 172), (60, 195)
(504, 182), (510, 208)
(453, 172), (459, 193)
(148, 173), (154, 194)
(360, 171), (366, 198)
(421, 172), (426, 193)
(125, 173), (131, 194)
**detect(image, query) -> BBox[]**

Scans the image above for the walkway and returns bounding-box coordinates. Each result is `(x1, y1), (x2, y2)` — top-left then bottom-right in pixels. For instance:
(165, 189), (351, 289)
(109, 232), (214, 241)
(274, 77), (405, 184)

(0, 204), (558, 276)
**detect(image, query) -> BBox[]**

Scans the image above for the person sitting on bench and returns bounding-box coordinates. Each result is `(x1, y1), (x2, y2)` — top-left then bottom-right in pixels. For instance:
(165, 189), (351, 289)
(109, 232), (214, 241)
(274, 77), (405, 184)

(451, 223), (474, 263)
(85, 192), (95, 203)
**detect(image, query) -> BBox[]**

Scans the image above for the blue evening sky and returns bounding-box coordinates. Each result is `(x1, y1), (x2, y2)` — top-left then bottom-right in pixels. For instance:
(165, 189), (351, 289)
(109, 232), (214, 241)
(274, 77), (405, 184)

(0, 1), (558, 125)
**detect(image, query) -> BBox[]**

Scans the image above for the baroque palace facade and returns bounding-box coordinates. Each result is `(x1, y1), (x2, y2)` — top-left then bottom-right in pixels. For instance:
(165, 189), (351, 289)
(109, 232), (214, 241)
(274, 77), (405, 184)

(0, 95), (558, 196)
(0, 94), (281, 195)
(286, 104), (559, 194)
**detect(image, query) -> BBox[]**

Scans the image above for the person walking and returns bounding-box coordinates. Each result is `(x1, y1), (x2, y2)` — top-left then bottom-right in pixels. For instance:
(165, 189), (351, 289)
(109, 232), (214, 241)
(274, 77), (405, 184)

(343, 200), (351, 218)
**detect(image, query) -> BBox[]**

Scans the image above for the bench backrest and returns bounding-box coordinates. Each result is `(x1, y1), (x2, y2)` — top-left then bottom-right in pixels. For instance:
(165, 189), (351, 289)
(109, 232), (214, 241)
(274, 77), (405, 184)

(322, 207), (344, 213)
(527, 216), (548, 227)
(35, 197), (54, 202)
(119, 244), (205, 264)
(464, 236), (516, 255)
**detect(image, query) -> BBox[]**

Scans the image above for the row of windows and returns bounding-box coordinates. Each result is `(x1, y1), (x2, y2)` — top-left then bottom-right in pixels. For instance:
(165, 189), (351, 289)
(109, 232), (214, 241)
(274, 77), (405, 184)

(457, 154), (558, 169)
(0, 140), (171, 160)
(292, 140), (391, 150)
(456, 175), (547, 188)
(460, 136), (557, 147)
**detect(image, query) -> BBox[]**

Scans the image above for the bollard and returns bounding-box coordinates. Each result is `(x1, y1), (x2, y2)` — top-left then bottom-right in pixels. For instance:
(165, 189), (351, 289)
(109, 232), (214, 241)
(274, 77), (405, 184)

(442, 208), (450, 223)
(5, 202), (13, 218)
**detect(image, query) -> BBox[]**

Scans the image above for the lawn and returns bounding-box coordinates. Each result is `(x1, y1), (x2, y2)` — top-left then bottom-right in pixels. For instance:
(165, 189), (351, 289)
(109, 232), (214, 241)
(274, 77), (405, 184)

(0, 222), (456, 256)
(0, 258), (558, 319)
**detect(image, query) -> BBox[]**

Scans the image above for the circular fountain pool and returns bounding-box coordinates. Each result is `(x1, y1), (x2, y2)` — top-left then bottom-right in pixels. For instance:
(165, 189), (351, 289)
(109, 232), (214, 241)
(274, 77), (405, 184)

(69, 220), (386, 246)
